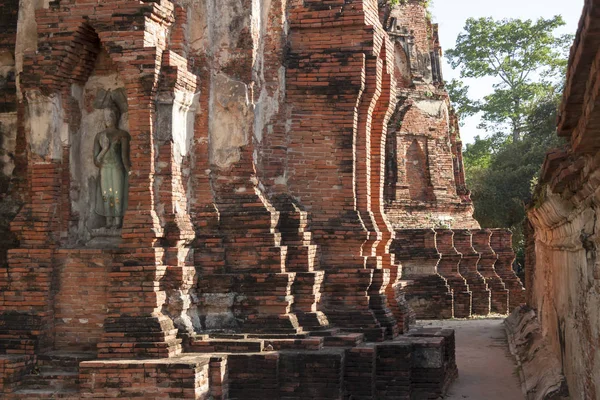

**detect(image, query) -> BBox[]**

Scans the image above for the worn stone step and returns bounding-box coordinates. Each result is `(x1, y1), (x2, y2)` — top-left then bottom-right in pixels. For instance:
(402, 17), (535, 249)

(246, 332), (309, 339)
(323, 333), (365, 347)
(308, 328), (341, 337)
(9, 388), (79, 399)
(189, 338), (264, 353)
(21, 370), (79, 389)
(37, 351), (96, 369)
(267, 337), (324, 351)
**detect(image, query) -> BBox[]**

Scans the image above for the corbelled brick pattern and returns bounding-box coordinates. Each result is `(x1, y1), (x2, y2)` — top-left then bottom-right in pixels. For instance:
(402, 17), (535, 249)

(471, 230), (509, 314)
(392, 229), (454, 319)
(490, 229), (526, 310)
(453, 229), (490, 316)
(390, 228), (524, 319)
(435, 230), (472, 318)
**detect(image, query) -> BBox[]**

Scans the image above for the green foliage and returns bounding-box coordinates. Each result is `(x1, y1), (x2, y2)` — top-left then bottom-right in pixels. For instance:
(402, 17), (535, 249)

(446, 15), (573, 267)
(388, 0), (432, 8)
(465, 96), (565, 266)
(446, 16), (572, 140)
(446, 79), (478, 123)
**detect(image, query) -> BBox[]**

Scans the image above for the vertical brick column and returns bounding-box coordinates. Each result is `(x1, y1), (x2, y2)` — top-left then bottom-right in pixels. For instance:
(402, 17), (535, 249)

(154, 51), (199, 339)
(392, 229), (453, 319)
(91, 0), (182, 358)
(369, 37), (409, 335)
(472, 229), (508, 314)
(453, 230), (490, 315)
(436, 229), (472, 318)
(155, 51), (196, 249)
(490, 229), (526, 310)
(287, 0), (400, 340)
(355, 52), (398, 338)
(187, 20), (226, 332)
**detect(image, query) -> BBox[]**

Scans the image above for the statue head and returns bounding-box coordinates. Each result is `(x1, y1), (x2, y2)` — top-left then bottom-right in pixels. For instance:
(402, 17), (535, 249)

(104, 103), (120, 129)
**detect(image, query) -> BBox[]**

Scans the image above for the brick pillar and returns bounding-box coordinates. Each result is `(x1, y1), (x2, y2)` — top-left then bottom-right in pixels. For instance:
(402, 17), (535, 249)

(490, 229), (526, 311)
(453, 229), (490, 315)
(435, 230), (472, 318)
(154, 51), (199, 340)
(472, 229), (508, 314)
(369, 38), (408, 335)
(286, 0), (401, 340)
(392, 229), (453, 319)
(93, 1), (182, 358)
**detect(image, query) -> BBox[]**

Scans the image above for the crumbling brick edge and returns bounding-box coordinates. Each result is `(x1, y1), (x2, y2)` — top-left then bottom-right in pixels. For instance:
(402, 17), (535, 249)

(504, 306), (570, 400)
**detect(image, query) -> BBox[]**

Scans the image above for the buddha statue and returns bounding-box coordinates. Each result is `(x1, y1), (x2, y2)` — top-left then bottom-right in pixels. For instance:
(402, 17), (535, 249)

(93, 103), (131, 229)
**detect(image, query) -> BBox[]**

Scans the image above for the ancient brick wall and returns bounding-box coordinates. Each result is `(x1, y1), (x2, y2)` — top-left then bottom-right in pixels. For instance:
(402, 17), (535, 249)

(382, 1), (522, 323)
(0, 0), (518, 397)
(526, 0), (600, 395)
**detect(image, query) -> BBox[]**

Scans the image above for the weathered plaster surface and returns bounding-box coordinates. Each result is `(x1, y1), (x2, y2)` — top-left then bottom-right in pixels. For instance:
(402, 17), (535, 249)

(529, 185), (600, 398)
(209, 73), (252, 169)
(25, 91), (66, 160)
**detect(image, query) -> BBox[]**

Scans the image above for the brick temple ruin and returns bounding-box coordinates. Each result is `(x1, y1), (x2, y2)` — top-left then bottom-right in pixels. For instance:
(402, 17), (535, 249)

(0, 0), (525, 398)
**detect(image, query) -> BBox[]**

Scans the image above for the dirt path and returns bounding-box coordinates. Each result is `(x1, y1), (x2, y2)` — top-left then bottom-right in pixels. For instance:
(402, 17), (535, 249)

(419, 318), (524, 400)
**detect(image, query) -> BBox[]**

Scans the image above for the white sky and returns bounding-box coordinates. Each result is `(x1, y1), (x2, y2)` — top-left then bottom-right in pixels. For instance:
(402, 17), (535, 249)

(430, 0), (584, 144)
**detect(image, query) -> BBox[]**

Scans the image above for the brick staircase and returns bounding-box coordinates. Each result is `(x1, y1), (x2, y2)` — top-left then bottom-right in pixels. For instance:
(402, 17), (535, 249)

(8, 351), (95, 399)
(187, 328), (367, 354)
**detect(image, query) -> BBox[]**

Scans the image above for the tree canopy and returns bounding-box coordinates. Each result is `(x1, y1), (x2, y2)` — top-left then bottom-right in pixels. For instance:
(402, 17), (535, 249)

(446, 16), (572, 141)
(446, 16), (573, 269)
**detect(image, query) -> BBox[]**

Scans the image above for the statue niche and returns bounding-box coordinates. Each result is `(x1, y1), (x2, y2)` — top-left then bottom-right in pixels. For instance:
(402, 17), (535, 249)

(91, 90), (130, 234)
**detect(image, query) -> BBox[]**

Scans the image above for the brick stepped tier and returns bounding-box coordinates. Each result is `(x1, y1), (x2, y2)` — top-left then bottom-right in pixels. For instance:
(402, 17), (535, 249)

(272, 196), (330, 331)
(6, 351), (95, 400)
(405, 327), (458, 399)
(453, 230), (491, 316)
(490, 230), (526, 311)
(392, 229), (454, 319)
(186, 329), (369, 353)
(435, 230), (472, 318)
(61, 327), (456, 399)
(471, 230), (509, 314)
(0, 328), (457, 398)
(309, 329), (366, 348)
(403, 275), (454, 320)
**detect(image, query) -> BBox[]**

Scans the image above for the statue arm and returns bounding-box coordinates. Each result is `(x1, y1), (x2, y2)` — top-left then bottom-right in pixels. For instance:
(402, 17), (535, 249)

(121, 135), (132, 173)
(93, 137), (102, 167)
(94, 133), (110, 167)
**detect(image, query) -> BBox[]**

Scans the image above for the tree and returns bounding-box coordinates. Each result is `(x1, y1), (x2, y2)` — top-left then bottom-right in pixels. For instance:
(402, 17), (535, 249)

(446, 16), (572, 141)
(464, 95), (565, 266)
(445, 79), (478, 124)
